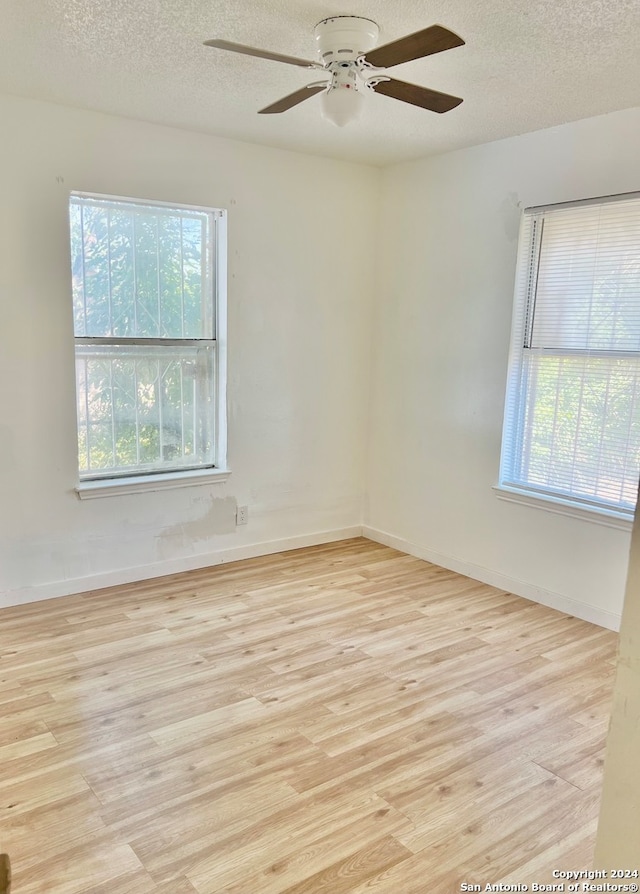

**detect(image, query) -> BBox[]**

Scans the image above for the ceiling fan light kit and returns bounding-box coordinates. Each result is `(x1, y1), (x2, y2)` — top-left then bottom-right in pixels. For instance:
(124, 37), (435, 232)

(315, 17), (376, 126)
(320, 78), (365, 127)
(204, 15), (465, 126)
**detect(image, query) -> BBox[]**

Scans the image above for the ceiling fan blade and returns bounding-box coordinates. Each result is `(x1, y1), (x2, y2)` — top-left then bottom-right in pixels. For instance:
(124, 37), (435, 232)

(371, 78), (463, 113)
(259, 84), (327, 115)
(364, 25), (464, 69)
(204, 39), (322, 70)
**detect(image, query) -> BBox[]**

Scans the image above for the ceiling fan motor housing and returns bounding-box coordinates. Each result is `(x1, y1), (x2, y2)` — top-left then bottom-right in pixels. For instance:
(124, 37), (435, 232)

(314, 16), (379, 64)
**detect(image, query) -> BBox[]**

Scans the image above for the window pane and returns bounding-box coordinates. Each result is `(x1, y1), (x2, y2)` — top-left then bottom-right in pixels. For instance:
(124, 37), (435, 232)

(501, 195), (640, 515)
(69, 198), (213, 339)
(513, 353), (640, 511)
(76, 343), (215, 478)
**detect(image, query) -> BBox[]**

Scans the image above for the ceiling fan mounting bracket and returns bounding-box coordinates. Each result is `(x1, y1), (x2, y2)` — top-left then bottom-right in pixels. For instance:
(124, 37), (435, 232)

(314, 16), (379, 65)
(364, 74), (390, 89)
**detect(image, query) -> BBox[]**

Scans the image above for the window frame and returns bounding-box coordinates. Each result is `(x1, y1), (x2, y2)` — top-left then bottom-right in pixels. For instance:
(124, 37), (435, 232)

(70, 191), (229, 499)
(497, 191), (640, 527)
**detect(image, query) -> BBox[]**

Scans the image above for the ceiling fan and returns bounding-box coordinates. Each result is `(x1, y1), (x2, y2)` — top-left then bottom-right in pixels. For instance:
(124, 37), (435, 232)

(204, 16), (465, 127)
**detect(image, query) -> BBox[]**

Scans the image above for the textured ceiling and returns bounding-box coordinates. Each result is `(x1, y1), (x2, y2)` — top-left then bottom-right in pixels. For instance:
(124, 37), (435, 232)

(1, 0), (640, 165)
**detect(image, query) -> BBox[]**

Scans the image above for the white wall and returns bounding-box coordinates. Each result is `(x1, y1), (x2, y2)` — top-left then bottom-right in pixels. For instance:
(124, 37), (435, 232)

(0, 94), (378, 607)
(595, 483), (640, 862)
(3, 92), (639, 626)
(366, 107), (640, 630)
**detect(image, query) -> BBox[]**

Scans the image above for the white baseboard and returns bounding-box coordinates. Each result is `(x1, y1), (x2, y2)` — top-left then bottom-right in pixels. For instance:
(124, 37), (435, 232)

(0, 526), (364, 610)
(363, 525), (621, 632)
(3, 523), (621, 632)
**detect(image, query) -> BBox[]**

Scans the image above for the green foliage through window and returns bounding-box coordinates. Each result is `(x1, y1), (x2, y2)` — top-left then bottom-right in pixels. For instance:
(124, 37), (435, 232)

(70, 194), (220, 479)
(500, 194), (640, 515)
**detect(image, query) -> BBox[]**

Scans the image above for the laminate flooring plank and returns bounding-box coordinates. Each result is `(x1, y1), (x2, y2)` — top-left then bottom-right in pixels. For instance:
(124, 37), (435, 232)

(0, 538), (617, 893)
(14, 843), (142, 894)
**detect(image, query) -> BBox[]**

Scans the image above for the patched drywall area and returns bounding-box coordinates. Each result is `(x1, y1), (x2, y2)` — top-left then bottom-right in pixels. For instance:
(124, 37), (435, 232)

(157, 497), (238, 555)
(0, 93), (377, 607)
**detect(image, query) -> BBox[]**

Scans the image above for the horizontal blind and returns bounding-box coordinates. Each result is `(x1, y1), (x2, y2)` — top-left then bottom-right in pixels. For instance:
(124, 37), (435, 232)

(500, 193), (640, 516)
(529, 198), (640, 352)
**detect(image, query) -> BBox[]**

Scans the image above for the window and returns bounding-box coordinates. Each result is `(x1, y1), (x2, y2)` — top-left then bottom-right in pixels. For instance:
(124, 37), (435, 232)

(499, 192), (640, 519)
(70, 193), (227, 488)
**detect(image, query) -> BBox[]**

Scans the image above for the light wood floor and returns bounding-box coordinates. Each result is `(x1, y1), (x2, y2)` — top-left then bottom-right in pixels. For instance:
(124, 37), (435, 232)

(0, 538), (618, 894)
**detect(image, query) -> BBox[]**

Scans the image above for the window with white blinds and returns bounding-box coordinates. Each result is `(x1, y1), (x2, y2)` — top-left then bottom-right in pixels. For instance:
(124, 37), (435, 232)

(500, 192), (640, 518)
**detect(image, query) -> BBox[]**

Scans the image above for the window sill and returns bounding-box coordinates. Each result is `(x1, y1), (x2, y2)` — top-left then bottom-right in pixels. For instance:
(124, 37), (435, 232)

(493, 484), (634, 532)
(76, 468), (231, 500)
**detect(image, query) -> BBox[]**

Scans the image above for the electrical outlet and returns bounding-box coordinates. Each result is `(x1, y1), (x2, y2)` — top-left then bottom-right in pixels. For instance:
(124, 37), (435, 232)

(236, 505), (248, 526)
